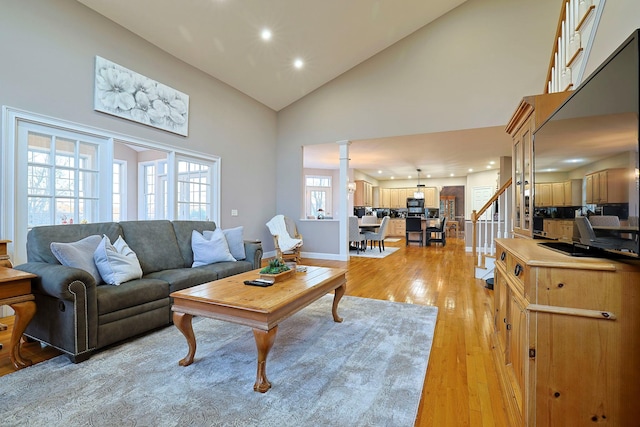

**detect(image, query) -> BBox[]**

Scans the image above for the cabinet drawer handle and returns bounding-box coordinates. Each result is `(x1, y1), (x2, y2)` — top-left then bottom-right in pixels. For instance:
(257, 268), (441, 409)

(500, 251), (506, 261)
(514, 264), (523, 277)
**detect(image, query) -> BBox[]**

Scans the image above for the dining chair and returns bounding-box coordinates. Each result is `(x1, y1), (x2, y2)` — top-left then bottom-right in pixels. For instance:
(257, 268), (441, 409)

(588, 215), (620, 227)
(361, 215), (378, 225)
(405, 217), (423, 246)
(426, 217), (446, 246)
(575, 216), (636, 251)
(364, 216), (390, 252)
(348, 216), (366, 253)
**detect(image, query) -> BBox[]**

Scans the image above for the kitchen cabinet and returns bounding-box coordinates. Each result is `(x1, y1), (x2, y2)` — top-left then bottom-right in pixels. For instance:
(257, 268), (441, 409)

(535, 183), (552, 207)
(506, 92), (569, 238)
(354, 180), (373, 206)
(387, 218), (406, 237)
(380, 188), (390, 208)
(542, 219), (574, 241)
(536, 179), (582, 207)
(378, 187), (438, 208)
(493, 239), (640, 426)
(423, 187), (438, 208)
(585, 168), (628, 204)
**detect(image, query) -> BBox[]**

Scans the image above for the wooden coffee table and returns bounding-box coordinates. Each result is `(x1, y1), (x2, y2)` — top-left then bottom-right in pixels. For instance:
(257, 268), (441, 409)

(170, 266), (347, 392)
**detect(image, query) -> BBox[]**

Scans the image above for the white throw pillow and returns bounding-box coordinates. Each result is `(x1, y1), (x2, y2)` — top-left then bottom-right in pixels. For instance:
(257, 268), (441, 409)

(94, 235), (143, 285)
(50, 235), (103, 284)
(204, 227), (246, 261)
(192, 229), (236, 267)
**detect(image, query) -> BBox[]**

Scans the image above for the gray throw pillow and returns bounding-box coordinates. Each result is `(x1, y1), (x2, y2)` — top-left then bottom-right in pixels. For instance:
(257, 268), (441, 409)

(50, 235), (103, 284)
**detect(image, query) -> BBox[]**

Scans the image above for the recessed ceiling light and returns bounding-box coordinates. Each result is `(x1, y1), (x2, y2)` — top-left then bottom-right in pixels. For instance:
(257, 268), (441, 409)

(450, 173), (454, 177)
(468, 168), (473, 172)
(293, 58), (304, 69)
(486, 165), (492, 169)
(260, 29), (272, 41)
(378, 170), (382, 174)
(391, 176), (395, 180)
(489, 161), (495, 165)
(408, 175), (412, 179)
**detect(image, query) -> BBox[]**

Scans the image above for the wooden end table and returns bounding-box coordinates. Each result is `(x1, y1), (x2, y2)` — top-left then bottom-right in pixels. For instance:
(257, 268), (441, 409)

(0, 267), (37, 369)
(171, 266), (347, 393)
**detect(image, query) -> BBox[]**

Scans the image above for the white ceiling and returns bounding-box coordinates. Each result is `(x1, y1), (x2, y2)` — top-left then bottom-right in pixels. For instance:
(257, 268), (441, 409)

(77, 0), (518, 180)
(77, 0), (467, 111)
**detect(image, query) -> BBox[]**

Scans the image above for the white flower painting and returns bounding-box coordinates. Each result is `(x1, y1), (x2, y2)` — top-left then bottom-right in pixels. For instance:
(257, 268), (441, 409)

(94, 56), (189, 136)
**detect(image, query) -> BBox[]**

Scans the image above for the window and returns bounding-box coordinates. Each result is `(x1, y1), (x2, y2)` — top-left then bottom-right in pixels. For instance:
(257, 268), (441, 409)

(2, 108), (221, 265)
(21, 124), (109, 227)
(177, 158), (214, 220)
(112, 160), (126, 222)
(305, 175), (332, 217)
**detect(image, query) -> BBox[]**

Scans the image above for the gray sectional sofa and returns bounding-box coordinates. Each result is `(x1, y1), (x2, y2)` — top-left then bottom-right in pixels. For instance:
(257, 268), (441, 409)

(14, 220), (262, 362)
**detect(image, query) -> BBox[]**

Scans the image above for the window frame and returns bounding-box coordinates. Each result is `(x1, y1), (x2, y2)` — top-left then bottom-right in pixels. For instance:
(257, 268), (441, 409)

(1, 107), (221, 264)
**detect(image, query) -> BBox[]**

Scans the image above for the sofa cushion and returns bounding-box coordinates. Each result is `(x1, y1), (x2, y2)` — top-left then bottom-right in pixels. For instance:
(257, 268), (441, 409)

(94, 235), (143, 285)
(96, 278), (169, 316)
(192, 229), (236, 267)
(119, 220), (184, 274)
(198, 260), (254, 280)
(50, 235), (103, 285)
(27, 222), (123, 264)
(146, 267), (220, 293)
(171, 220), (219, 267)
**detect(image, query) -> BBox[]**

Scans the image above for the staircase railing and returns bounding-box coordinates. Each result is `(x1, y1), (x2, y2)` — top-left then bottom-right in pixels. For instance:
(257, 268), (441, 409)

(544, 0), (604, 94)
(471, 177), (512, 269)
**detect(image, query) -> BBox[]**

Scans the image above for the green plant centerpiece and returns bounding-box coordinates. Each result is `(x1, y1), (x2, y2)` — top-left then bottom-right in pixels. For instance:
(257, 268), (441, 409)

(259, 258), (293, 282)
(260, 258), (291, 274)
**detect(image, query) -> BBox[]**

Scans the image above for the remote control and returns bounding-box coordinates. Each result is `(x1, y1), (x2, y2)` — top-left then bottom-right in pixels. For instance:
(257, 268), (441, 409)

(244, 279), (274, 287)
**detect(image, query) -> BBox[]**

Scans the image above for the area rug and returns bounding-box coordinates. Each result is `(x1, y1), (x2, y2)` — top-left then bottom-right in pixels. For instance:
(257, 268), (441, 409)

(349, 246), (400, 259)
(0, 295), (437, 427)
(384, 238), (401, 242)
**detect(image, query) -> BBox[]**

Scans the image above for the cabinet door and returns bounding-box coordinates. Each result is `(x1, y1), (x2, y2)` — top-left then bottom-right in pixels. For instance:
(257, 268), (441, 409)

(552, 182), (565, 206)
(509, 294), (527, 409)
(539, 183), (552, 207)
(563, 181), (572, 206)
(495, 269), (509, 360)
(380, 189), (390, 208)
(585, 174), (594, 204)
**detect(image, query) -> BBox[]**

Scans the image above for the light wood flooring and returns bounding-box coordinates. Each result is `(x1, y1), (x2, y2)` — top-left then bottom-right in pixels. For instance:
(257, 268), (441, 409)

(0, 236), (508, 426)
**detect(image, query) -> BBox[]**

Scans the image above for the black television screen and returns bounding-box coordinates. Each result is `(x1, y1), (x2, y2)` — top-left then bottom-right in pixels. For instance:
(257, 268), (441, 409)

(533, 29), (639, 257)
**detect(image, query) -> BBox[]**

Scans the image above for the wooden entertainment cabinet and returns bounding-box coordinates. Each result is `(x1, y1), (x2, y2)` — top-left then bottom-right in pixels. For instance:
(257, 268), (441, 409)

(492, 238), (640, 426)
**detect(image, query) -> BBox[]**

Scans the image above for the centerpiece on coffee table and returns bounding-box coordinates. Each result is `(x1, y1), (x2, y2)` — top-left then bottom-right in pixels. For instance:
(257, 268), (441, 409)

(259, 258), (293, 282)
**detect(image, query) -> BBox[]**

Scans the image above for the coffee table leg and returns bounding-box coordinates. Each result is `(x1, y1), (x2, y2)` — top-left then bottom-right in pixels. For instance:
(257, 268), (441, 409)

(252, 326), (277, 393)
(10, 300), (36, 369)
(173, 312), (196, 366)
(332, 284), (346, 323)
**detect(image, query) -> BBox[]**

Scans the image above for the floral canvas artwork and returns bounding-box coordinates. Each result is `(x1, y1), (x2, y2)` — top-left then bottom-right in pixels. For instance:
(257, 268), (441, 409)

(94, 56), (189, 136)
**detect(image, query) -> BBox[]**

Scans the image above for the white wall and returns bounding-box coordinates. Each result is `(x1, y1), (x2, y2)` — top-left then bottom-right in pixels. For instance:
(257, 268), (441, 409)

(275, 0), (561, 221)
(0, 0), (278, 255)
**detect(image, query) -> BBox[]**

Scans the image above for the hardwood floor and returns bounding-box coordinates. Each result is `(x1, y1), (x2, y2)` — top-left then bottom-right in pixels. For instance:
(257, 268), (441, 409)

(0, 236), (508, 426)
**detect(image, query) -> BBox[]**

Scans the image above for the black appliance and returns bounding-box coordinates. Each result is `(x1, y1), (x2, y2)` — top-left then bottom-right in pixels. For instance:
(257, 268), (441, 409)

(353, 207), (366, 218)
(406, 198), (424, 217)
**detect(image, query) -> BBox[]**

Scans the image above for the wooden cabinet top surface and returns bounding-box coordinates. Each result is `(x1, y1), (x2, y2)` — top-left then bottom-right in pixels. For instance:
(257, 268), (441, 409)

(495, 238), (640, 272)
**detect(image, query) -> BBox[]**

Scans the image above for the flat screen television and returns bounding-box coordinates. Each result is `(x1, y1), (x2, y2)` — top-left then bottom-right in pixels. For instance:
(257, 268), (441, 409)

(533, 29), (639, 258)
